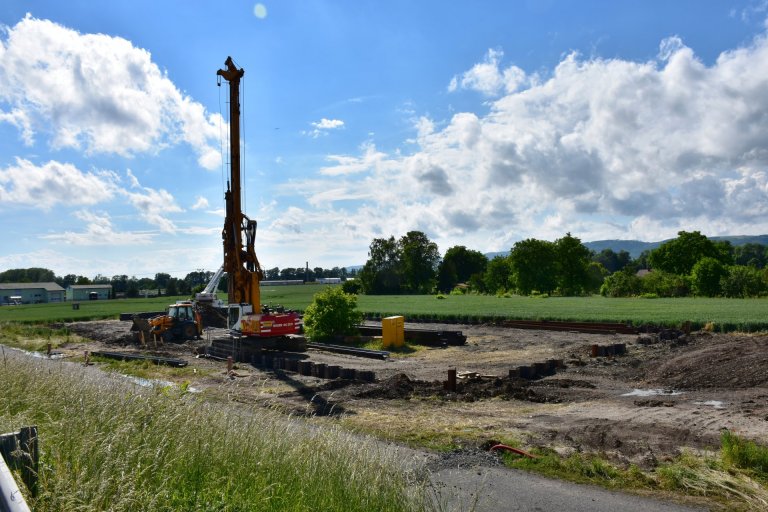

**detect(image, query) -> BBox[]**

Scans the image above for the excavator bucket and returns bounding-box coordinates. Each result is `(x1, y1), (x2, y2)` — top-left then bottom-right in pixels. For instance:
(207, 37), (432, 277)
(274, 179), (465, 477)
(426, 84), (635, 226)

(131, 315), (162, 347)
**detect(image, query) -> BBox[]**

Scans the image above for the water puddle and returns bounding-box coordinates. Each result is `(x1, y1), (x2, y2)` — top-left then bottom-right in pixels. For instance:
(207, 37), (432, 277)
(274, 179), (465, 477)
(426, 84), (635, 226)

(695, 400), (726, 409)
(622, 388), (682, 397)
(122, 375), (200, 393)
(4, 346), (66, 359)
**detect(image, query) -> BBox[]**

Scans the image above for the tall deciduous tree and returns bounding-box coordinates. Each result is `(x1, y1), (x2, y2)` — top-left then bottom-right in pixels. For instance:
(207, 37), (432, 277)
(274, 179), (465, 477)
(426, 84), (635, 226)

(510, 239), (557, 295)
(399, 231), (440, 294)
(483, 255), (512, 294)
(359, 236), (401, 294)
(555, 233), (591, 295)
(437, 245), (488, 292)
(649, 231), (725, 276)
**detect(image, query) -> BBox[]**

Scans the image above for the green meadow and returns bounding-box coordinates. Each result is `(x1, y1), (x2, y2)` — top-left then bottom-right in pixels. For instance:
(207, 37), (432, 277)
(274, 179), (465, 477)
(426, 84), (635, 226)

(1, 284), (766, 331)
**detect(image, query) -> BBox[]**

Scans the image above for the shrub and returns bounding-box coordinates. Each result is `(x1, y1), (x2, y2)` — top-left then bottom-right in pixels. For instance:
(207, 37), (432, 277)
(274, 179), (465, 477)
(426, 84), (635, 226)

(691, 257), (727, 297)
(720, 265), (766, 298)
(600, 270), (642, 297)
(341, 279), (361, 294)
(303, 287), (363, 341)
(641, 271), (690, 297)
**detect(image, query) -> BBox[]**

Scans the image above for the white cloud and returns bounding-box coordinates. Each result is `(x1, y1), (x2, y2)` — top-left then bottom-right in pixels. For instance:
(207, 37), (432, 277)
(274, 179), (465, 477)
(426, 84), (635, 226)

(191, 196), (209, 210)
(122, 187), (183, 233)
(319, 141), (388, 176)
(0, 158), (117, 209)
(41, 210), (154, 245)
(277, 30), (768, 253)
(0, 15), (222, 170)
(448, 48), (527, 96)
(305, 117), (345, 138)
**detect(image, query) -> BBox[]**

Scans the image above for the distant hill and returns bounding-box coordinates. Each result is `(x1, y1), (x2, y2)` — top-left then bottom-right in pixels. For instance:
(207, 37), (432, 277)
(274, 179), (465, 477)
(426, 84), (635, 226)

(485, 235), (768, 260)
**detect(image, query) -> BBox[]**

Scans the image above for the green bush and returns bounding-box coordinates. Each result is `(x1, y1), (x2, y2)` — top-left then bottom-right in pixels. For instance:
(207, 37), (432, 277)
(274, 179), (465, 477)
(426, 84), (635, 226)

(303, 286), (363, 341)
(691, 257), (727, 297)
(341, 279), (361, 294)
(600, 270), (642, 297)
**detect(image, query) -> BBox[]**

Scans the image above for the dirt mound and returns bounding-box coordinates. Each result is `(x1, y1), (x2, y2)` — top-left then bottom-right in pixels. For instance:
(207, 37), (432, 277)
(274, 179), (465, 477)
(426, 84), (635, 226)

(355, 373), (562, 403)
(67, 320), (135, 345)
(647, 332), (768, 389)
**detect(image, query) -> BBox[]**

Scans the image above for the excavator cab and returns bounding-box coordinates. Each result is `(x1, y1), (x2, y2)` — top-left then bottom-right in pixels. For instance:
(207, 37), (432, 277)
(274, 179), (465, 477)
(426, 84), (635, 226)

(149, 302), (202, 342)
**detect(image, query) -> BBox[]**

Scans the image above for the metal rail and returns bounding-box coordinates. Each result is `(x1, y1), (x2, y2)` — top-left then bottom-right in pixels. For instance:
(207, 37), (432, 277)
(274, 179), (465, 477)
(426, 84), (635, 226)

(0, 427), (36, 512)
(306, 342), (389, 360)
(499, 320), (638, 335)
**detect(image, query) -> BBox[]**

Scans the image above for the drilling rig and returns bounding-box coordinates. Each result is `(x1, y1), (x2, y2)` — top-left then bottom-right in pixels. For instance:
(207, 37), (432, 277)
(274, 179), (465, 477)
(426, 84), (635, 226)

(215, 56), (305, 352)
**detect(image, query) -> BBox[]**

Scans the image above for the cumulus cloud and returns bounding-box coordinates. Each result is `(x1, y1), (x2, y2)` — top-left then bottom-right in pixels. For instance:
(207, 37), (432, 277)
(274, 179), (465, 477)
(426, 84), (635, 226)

(282, 31), (768, 254)
(305, 118), (345, 138)
(0, 158), (117, 208)
(0, 15), (222, 169)
(41, 210), (154, 245)
(448, 48), (526, 96)
(191, 196), (209, 210)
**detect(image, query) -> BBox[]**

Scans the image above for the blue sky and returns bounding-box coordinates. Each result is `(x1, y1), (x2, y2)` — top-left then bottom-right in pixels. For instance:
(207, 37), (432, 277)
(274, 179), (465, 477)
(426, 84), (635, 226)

(1, 1), (768, 279)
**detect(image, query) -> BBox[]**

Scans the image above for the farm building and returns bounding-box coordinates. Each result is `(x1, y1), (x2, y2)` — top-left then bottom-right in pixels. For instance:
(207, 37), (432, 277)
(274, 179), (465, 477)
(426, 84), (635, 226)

(316, 277), (342, 284)
(0, 282), (65, 304)
(66, 284), (112, 301)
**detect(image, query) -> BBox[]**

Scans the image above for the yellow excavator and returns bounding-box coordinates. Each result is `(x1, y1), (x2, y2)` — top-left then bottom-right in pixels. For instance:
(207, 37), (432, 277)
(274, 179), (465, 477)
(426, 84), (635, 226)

(133, 301), (202, 345)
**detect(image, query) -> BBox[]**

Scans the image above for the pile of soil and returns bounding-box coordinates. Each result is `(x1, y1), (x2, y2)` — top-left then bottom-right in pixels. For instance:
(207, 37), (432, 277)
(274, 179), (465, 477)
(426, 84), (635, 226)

(646, 332), (768, 389)
(354, 373), (572, 403)
(66, 320), (136, 345)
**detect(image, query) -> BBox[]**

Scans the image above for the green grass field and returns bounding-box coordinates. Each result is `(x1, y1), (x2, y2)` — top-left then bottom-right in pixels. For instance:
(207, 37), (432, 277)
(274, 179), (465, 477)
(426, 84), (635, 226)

(1, 284), (767, 331)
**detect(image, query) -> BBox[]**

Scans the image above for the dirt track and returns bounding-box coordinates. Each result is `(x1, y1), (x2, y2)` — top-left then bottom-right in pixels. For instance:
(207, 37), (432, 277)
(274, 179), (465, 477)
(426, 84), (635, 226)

(61, 320), (768, 471)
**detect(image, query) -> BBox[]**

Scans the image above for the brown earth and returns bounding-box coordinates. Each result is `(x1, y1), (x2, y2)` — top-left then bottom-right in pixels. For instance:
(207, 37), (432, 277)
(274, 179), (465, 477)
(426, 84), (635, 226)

(57, 320), (768, 470)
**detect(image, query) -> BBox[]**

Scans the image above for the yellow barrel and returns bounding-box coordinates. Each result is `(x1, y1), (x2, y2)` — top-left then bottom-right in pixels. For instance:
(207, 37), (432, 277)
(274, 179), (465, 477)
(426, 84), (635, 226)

(382, 315), (405, 348)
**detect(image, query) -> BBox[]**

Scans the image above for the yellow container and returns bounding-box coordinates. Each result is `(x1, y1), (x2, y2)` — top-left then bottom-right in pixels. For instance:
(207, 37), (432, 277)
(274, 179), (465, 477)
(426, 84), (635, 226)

(381, 316), (405, 349)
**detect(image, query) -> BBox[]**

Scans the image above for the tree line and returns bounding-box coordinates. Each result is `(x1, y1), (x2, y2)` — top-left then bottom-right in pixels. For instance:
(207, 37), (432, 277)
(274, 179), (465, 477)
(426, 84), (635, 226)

(350, 230), (768, 298)
(0, 265), (356, 298)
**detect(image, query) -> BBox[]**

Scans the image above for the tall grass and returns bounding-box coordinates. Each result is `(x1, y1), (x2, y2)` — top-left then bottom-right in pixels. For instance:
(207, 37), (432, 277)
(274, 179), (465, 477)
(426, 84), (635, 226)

(0, 350), (427, 511)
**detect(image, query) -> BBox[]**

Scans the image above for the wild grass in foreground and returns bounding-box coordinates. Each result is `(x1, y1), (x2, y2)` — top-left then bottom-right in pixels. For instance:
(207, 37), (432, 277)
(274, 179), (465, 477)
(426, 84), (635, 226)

(0, 350), (428, 512)
(501, 433), (768, 511)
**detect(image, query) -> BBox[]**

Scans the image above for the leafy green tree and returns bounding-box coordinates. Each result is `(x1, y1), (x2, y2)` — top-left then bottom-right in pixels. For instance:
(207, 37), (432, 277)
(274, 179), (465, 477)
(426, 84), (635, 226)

(691, 257), (727, 297)
(734, 243), (767, 269)
(359, 236), (401, 294)
(265, 267), (280, 280)
(483, 256), (512, 294)
(165, 278), (179, 296)
(593, 249), (632, 274)
(555, 233), (591, 295)
(510, 239), (557, 295)
(303, 287), (363, 341)
(641, 270), (690, 297)
(586, 262), (608, 294)
(399, 231), (440, 294)
(720, 265), (766, 298)
(437, 245), (488, 292)
(0, 267), (57, 283)
(649, 231), (724, 275)
(600, 269), (642, 297)
(341, 279), (361, 294)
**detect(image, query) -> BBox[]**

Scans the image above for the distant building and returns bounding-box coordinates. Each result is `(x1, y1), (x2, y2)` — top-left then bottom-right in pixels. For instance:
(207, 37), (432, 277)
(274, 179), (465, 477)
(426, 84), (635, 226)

(636, 269), (651, 278)
(261, 280), (304, 286)
(316, 278), (342, 284)
(66, 284), (112, 301)
(0, 282), (65, 304)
